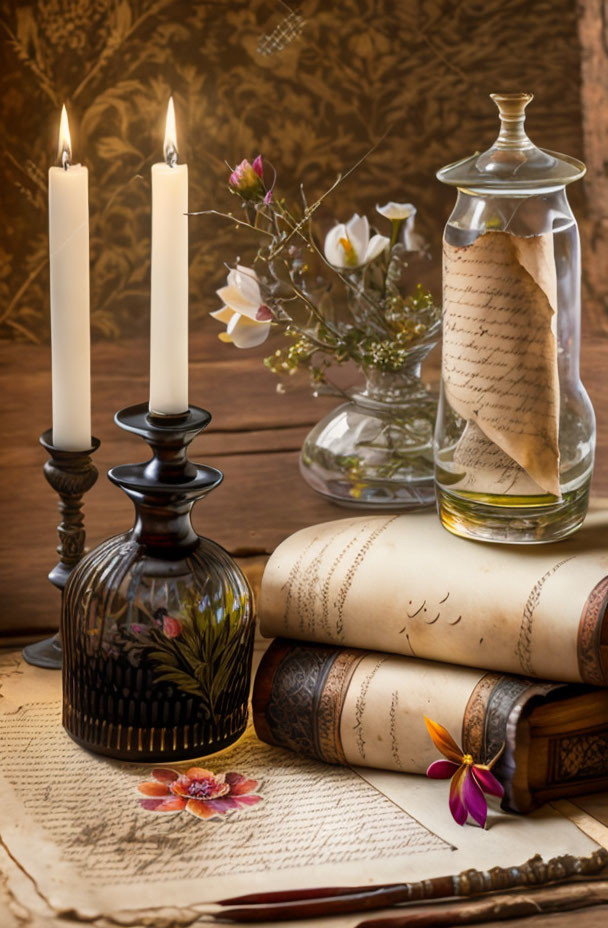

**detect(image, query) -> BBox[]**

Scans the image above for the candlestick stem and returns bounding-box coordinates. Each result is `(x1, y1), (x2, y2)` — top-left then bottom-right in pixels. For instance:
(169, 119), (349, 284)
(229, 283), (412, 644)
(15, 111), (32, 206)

(22, 430), (100, 669)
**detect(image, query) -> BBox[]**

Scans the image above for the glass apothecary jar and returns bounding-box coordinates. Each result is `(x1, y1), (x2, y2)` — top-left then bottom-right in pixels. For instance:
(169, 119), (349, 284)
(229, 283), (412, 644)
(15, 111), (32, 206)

(434, 93), (595, 544)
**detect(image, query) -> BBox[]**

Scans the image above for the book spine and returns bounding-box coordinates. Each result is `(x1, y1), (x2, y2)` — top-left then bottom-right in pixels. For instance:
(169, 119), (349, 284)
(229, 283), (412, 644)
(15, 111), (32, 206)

(253, 639), (367, 765)
(578, 575), (608, 685)
(462, 672), (556, 812)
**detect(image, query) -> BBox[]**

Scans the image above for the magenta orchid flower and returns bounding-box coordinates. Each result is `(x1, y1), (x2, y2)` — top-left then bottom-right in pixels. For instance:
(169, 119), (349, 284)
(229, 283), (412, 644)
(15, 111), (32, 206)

(424, 716), (504, 827)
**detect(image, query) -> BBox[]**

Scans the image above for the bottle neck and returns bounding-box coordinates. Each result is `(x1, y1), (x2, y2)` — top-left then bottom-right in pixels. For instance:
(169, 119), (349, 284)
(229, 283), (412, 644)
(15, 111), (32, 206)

(130, 492), (199, 554)
(109, 403), (223, 558)
(359, 363), (427, 406)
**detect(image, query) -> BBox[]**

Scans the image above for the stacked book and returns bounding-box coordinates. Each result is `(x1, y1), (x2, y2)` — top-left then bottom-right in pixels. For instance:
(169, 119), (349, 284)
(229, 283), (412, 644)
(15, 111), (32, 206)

(252, 512), (608, 813)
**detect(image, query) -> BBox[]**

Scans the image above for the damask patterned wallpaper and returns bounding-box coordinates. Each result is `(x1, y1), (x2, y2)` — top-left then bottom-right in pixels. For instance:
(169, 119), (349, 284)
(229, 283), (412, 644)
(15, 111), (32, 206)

(0, 0), (584, 343)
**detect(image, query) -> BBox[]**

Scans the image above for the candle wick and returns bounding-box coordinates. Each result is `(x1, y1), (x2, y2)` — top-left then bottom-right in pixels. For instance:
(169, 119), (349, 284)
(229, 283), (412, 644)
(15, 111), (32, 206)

(164, 143), (178, 168)
(61, 148), (71, 170)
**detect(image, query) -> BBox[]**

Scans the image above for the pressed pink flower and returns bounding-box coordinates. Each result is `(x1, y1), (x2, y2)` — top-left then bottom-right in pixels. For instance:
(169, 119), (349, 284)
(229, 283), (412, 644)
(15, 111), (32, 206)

(424, 716), (504, 828)
(138, 767), (262, 819)
(162, 615), (182, 638)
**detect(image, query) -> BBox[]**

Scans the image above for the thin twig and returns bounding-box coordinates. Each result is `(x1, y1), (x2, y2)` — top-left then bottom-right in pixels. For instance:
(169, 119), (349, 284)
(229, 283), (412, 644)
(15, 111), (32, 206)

(187, 209), (274, 237)
(267, 131), (389, 261)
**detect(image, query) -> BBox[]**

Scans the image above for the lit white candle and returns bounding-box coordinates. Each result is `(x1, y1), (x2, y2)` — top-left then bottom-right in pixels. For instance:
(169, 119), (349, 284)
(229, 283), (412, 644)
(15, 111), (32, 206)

(149, 97), (189, 415)
(48, 105), (91, 450)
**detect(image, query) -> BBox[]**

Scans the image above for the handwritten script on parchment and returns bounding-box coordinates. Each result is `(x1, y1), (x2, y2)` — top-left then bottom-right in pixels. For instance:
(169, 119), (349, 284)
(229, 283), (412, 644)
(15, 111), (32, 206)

(452, 421), (546, 496)
(259, 512), (608, 684)
(443, 231), (560, 496)
(0, 698), (448, 915)
(0, 659), (601, 923)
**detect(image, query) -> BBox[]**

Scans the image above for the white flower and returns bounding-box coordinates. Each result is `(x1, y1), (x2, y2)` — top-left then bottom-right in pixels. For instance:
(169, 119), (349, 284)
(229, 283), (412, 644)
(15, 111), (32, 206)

(324, 214), (389, 269)
(402, 209), (425, 252)
(376, 201), (416, 221)
(376, 202), (424, 251)
(211, 265), (272, 348)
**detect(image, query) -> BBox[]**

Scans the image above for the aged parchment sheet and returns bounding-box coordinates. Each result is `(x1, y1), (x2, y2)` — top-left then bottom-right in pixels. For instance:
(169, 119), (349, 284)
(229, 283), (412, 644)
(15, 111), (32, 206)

(452, 421), (547, 495)
(259, 511), (608, 684)
(0, 658), (598, 922)
(443, 231), (560, 496)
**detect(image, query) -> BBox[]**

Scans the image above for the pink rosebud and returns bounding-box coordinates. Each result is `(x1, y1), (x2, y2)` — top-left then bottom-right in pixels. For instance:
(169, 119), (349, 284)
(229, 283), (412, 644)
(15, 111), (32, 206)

(252, 154), (264, 178)
(229, 159), (248, 187)
(162, 615), (182, 638)
(228, 158), (264, 200)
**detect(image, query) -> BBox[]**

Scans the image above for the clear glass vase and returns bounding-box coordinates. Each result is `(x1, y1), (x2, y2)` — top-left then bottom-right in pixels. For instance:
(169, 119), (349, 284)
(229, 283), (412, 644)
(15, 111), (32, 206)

(300, 350), (437, 509)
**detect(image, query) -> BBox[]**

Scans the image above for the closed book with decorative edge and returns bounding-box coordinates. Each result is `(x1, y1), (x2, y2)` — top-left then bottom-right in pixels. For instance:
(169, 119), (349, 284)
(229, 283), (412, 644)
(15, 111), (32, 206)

(253, 639), (608, 813)
(258, 512), (608, 685)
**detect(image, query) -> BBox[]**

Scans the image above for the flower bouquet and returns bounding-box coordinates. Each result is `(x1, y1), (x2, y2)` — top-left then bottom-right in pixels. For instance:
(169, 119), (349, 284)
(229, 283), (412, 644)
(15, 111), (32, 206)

(204, 156), (441, 509)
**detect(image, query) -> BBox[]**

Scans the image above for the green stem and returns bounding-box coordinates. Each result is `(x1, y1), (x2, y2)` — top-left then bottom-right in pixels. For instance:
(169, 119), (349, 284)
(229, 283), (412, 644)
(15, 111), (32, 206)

(390, 218), (403, 248)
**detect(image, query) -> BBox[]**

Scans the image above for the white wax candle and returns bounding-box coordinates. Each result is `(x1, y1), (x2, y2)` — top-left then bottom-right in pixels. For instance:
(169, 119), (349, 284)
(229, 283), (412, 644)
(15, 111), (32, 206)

(149, 99), (188, 415)
(48, 117), (91, 449)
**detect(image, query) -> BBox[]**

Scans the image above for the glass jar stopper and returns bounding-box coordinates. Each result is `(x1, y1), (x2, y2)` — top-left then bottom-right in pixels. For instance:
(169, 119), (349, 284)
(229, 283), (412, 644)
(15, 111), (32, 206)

(437, 92), (585, 191)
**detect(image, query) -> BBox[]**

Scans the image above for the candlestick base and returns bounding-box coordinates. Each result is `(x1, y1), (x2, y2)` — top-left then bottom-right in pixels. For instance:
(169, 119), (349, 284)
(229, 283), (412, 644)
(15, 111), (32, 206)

(22, 633), (63, 670)
(23, 432), (100, 670)
(62, 403), (255, 761)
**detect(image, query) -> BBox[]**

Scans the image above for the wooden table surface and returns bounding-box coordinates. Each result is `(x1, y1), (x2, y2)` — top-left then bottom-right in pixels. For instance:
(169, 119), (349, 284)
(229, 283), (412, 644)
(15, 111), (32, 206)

(1, 323), (608, 925)
(2, 323), (608, 638)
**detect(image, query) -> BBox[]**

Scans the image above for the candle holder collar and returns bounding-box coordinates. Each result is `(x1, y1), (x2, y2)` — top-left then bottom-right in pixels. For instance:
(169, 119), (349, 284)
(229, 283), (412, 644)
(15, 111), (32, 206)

(108, 403), (222, 556)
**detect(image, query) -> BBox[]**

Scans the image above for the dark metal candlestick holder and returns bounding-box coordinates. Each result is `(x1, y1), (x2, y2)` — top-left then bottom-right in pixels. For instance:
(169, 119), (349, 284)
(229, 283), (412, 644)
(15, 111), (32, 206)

(62, 403), (255, 761)
(22, 430), (100, 670)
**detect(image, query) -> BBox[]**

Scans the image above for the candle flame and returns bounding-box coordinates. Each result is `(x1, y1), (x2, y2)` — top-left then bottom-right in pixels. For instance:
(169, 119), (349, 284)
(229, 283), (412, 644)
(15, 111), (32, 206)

(163, 96), (178, 167)
(57, 104), (72, 169)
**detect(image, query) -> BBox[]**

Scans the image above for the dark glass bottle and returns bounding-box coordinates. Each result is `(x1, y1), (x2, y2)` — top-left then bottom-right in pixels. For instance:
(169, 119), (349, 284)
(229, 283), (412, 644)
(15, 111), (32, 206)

(62, 404), (254, 761)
